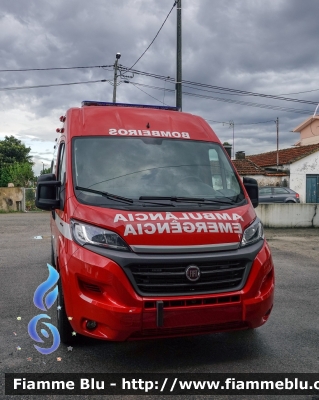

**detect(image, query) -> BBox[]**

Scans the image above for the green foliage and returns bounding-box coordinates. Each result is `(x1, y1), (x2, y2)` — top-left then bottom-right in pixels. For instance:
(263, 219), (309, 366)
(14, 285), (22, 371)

(25, 188), (40, 211)
(0, 135), (32, 164)
(40, 167), (52, 175)
(0, 162), (34, 187)
(0, 135), (34, 187)
(0, 165), (12, 187)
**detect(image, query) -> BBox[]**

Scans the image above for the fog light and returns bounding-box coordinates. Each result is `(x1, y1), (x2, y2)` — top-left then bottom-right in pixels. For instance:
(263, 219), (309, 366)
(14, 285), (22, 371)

(86, 320), (97, 330)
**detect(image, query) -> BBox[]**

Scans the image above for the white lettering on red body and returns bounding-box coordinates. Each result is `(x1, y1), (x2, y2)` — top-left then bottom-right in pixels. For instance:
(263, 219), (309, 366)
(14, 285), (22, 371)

(108, 129), (190, 139)
(114, 212), (244, 236)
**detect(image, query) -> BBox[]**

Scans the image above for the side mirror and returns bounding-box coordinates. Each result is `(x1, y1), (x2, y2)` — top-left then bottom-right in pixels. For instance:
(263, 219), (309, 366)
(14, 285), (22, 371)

(243, 177), (259, 208)
(36, 174), (61, 210)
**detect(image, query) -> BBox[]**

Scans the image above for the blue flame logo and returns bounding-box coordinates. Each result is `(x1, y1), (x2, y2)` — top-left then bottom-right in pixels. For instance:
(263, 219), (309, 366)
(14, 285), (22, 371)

(33, 264), (59, 311)
(28, 264), (60, 354)
(28, 314), (60, 354)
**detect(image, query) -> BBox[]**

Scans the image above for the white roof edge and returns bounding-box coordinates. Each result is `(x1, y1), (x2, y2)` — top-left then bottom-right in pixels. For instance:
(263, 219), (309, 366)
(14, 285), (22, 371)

(293, 116), (319, 132)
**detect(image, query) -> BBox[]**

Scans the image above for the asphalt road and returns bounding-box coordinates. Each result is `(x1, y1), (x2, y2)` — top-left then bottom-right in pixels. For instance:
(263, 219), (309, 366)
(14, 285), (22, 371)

(0, 212), (319, 400)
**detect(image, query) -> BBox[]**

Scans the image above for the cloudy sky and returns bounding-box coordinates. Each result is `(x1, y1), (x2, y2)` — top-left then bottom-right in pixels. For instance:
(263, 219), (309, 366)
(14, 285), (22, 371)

(1, 0), (319, 175)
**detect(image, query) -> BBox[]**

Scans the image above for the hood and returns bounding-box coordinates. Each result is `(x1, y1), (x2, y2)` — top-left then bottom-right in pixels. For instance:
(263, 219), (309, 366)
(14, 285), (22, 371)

(72, 202), (256, 251)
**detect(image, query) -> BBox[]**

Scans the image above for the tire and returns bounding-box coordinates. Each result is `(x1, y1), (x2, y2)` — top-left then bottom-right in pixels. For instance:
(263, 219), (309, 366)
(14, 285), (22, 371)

(57, 279), (75, 345)
(286, 201), (295, 203)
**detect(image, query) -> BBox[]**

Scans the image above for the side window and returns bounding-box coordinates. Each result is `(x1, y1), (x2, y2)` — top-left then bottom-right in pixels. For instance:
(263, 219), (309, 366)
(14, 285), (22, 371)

(209, 149), (223, 190)
(259, 187), (272, 195)
(274, 187), (288, 194)
(209, 148), (240, 193)
(57, 143), (66, 185)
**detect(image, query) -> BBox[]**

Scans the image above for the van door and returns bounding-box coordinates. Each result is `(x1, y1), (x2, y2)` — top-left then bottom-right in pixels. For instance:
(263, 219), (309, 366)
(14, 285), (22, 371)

(51, 141), (66, 266)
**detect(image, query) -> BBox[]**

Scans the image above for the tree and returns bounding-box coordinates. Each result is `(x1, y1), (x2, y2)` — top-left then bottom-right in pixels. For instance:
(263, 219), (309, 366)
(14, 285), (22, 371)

(0, 135), (34, 187)
(0, 162), (34, 187)
(40, 167), (52, 175)
(0, 135), (32, 164)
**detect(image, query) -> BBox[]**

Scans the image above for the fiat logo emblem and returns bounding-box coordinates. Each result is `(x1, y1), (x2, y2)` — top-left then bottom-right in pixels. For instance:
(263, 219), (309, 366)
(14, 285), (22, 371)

(185, 265), (201, 282)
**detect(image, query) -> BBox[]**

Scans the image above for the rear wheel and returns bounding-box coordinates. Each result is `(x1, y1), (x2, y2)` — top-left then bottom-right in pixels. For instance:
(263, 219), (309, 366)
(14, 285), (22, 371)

(286, 201), (295, 203)
(57, 279), (75, 344)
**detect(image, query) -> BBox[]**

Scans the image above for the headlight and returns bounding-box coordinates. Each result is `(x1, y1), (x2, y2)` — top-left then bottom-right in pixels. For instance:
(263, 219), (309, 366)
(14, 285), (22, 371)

(71, 219), (130, 251)
(240, 218), (264, 247)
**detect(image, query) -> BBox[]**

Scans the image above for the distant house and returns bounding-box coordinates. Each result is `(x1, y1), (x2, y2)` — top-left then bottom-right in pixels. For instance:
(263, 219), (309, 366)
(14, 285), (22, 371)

(245, 144), (319, 203)
(232, 152), (288, 188)
(292, 116), (319, 146)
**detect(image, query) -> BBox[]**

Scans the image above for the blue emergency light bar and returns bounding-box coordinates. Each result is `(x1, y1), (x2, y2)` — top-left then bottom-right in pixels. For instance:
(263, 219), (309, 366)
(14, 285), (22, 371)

(81, 101), (180, 112)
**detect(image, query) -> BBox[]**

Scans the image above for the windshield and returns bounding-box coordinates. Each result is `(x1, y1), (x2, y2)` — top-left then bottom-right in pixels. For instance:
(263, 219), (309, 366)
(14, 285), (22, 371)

(72, 137), (245, 208)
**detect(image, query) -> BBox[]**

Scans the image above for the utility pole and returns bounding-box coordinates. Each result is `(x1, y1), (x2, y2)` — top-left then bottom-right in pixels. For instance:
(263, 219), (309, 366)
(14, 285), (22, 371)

(176, 0), (182, 111)
(229, 120), (234, 159)
(276, 117), (279, 170)
(113, 53), (121, 103)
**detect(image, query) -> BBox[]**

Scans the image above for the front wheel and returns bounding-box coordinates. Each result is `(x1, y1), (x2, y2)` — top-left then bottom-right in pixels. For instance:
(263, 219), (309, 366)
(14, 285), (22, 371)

(57, 279), (75, 344)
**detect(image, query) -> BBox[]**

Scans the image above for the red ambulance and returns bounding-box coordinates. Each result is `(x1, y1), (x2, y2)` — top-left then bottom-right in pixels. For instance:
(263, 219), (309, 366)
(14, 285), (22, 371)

(36, 101), (274, 343)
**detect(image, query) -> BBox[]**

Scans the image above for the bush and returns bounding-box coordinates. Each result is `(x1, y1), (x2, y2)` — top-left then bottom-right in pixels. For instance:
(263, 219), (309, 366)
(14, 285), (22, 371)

(0, 162), (34, 187)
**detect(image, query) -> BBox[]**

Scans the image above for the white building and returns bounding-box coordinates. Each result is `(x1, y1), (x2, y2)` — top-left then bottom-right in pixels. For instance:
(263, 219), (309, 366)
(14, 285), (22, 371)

(245, 144), (319, 203)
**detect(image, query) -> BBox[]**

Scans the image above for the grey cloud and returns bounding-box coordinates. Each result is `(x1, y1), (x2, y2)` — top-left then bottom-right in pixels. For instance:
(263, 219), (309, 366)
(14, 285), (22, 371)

(1, 0), (319, 162)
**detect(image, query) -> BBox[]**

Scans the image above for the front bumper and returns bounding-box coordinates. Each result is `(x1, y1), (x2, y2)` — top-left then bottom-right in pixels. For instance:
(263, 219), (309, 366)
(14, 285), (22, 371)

(59, 239), (274, 341)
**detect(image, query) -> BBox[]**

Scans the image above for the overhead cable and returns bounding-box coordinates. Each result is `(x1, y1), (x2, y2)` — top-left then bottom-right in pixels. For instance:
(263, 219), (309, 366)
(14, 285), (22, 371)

(129, 82), (169, 106)
(0, 79), (111, 92)
(127, 1), (177, 71)
(119, 66), (319, 105)
(128, 81), (313, 115)
(0, 65), (113, 72)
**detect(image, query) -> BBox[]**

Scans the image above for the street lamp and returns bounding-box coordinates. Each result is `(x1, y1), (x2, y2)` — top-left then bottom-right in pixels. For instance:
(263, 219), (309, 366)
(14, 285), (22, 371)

(113, 53), (121, 103)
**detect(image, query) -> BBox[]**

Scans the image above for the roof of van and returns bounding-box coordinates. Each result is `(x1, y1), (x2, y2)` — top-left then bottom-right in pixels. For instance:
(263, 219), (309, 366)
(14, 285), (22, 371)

(65, 102), (220, 143)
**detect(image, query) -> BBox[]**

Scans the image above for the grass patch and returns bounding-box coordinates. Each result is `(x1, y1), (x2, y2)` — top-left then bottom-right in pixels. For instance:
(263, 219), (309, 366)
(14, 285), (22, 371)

(0, 210), (23, 214)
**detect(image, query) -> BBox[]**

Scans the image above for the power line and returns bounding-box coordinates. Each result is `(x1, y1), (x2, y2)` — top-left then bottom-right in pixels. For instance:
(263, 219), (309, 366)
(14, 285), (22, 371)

(126, 1), (177, 71)
(3, 60), (318, 107)
(119, 66), (319, 106)
(183, 91), (313, 114)
(3, 62), (319, 102)
(0, 65), (113, 72)
(0, 75), (312, 115)
(277, 88), (319, 95)
(129, 82), (169, 106)
(128, 81), (313, 114)
(0, 79), (111, 92)
(0, 70), (314, 115)
(205, 119), (276, 125)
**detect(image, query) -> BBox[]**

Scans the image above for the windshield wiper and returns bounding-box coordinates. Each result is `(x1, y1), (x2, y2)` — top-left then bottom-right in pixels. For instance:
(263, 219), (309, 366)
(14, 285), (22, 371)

(139, 196), (236, 205)
(75, 186), (134, 204)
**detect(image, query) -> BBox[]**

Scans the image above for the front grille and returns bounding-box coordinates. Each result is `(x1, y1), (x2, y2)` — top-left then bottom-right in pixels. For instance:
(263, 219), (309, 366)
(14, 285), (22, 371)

(127, 259), (250, 295)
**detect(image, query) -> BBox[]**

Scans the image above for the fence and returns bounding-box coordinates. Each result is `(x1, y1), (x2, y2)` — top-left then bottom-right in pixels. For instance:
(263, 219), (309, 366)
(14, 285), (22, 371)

(256, 203), (319, 228)
(23, 188), (40, 212)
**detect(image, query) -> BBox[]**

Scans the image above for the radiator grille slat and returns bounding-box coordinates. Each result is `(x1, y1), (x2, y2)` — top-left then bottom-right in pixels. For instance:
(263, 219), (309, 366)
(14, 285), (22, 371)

(127, 260), (249, 295)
